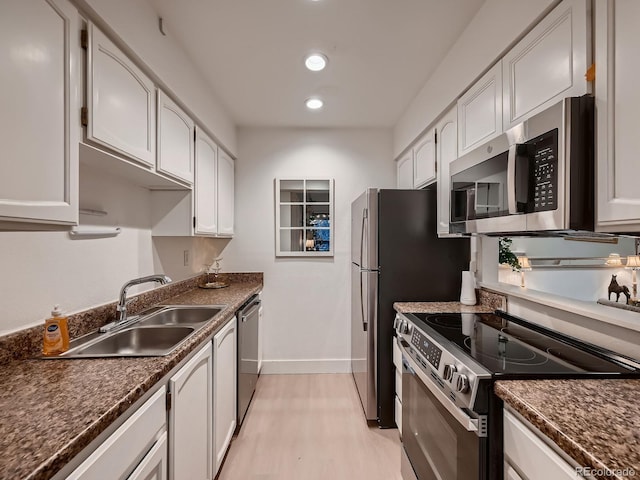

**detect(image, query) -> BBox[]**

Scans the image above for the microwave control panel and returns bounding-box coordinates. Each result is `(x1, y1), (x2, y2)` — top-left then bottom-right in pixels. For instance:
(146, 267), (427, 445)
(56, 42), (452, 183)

(531, 129), (558, 212)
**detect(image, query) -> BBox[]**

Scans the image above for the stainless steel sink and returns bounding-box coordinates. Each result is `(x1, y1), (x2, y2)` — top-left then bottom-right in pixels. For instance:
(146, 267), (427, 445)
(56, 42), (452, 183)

(69, 326), (195, 357)
(51, 305), (226, 358)
(136, 306), (224, 326)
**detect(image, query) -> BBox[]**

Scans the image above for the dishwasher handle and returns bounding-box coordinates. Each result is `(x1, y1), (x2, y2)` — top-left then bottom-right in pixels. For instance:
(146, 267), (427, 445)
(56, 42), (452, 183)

(240, 299), (261, 322)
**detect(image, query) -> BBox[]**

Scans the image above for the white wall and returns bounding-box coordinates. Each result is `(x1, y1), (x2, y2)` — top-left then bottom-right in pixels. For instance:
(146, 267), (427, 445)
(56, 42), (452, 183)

(393, 0), (556, 158)
(0, 164), (219, 335)
(221, 127), (394, 373)
(76, 0), (237, 156)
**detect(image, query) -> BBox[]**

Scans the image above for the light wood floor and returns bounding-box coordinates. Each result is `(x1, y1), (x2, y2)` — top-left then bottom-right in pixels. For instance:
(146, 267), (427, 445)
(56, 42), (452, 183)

(218, 374), (402, 480)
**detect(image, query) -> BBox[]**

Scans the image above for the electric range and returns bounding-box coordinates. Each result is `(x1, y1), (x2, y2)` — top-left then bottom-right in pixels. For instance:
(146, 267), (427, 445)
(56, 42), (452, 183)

(394, 310), (640, 480)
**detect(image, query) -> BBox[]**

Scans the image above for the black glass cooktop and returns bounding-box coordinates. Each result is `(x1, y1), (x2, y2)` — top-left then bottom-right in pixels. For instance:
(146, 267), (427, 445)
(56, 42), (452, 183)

(409, 311), (640, 376)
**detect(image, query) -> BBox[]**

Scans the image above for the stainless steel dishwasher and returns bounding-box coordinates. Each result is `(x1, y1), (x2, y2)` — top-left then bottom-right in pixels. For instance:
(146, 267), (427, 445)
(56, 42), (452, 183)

(237, 294), (261, 426)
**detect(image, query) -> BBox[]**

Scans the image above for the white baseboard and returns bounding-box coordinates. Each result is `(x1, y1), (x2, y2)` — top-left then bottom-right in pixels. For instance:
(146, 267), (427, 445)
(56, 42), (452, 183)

(260, 359), (351, 374)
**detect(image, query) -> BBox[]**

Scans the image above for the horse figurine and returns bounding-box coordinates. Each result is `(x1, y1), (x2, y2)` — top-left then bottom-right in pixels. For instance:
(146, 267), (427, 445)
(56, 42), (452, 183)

(608, 274), (631, 304)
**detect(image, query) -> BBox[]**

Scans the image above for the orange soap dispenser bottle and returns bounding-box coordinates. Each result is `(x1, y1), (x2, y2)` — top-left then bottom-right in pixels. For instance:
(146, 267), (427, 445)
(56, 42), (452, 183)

(42, 305), (70, 356)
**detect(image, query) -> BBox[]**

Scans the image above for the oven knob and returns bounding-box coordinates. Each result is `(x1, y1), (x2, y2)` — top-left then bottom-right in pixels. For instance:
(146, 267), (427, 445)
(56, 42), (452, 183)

(453, 372), (470, 393)
(400, 320), (409, 335)
(406, 323), (413, 334)
(443, 364), (457, 382)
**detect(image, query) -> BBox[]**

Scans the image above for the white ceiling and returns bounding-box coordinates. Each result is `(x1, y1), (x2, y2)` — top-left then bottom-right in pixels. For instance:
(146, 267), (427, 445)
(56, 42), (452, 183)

(148, 0), (485, 128)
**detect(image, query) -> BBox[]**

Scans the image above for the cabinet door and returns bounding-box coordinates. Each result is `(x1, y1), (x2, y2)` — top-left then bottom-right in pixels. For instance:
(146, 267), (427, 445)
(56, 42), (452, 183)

(169, 342), (212, 480)
(217, 148), (235, 237)
(413, 129), (436, 188)
(505, 464), (526, 480)
(396, 152), (414, 189)
(503, 0), (589, 130)
(68, 387), (166, 480)
(213, 318), (237, 474)
(503, 410), (580, 480)
(194, 127), (218, 235)
(127, 432), (167, 480)
(0, 0), (80, 226)
(87, 23), (156, 167)
(157, 90), (194, 184)
(595, 0), (640, 231)
(435, 106), (458, 237)
(458, 62), (502, 156)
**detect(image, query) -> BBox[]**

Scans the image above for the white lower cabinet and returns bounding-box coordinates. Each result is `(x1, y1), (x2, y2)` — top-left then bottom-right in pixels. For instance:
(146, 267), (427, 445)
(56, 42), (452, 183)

(67, 387), (167, 480)
(127, 432), (167, 480)
(169, 342), (213, 480)
(213, 317), (237, 474)
(503, 409), (581, 480)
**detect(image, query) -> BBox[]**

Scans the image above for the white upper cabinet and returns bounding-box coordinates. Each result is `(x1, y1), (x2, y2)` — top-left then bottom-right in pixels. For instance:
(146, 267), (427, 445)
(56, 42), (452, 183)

(502, 0), (590, 130)
(87, 23), (156, 167)
(195, 128), (219, 235)
(0, 0), (80, 226)
(217, 148), (235, 237)
(435, 106), (458, 237)
(153, 127), (234, 237)
(396, 152), (414, 189)
(413, 129), (437, 189)
(458, 62), (503, 156)
(157, 90), (194, 185)
(595, 0), (640, 232)
(169, 342), (213, 480)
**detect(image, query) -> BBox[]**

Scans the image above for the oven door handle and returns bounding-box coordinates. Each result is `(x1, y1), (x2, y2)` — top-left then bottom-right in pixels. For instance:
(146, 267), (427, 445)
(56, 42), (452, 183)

(400, 343), (480, 434)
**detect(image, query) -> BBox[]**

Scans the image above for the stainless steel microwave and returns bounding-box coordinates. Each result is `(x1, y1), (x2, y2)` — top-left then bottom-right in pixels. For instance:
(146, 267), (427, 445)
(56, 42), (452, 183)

(449, 95), (594, 235)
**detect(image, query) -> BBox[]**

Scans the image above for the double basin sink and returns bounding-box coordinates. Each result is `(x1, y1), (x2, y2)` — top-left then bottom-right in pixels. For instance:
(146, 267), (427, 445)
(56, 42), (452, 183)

(54, 305), (225, 358)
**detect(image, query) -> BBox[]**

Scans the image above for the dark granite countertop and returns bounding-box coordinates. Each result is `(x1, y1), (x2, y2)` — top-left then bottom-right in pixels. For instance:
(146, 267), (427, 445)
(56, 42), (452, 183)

(495, 379), (640, 480)
(393, 289), (506, 314)
(0, 275), (262, 480)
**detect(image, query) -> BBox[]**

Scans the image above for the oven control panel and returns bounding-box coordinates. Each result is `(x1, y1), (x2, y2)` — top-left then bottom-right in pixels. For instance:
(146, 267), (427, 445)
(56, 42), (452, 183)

(410, 330), (442, 369)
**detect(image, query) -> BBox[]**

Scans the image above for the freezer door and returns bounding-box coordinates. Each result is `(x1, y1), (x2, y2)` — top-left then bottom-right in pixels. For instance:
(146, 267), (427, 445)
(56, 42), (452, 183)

(351, 262), (378, 420)
(351, 188), (378, 269)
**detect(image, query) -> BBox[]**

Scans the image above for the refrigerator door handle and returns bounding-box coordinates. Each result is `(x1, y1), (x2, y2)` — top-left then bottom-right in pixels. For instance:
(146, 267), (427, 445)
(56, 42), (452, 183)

(360, 208), (367, 268)
(360, 270), (367, 331)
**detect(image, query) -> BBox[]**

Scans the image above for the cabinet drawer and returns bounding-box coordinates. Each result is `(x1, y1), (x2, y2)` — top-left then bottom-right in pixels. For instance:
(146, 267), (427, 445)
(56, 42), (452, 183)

(68, 387), (167, 479)
(503, 409), (580, 480)
(392, 336), (402, 370)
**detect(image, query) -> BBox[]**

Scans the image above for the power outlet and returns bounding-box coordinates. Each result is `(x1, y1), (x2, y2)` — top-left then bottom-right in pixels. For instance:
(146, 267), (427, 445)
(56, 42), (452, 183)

(183, 250), (189, 267)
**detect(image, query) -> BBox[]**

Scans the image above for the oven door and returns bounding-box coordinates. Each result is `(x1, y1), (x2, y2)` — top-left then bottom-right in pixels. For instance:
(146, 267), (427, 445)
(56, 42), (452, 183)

(401, 354), (486, 480)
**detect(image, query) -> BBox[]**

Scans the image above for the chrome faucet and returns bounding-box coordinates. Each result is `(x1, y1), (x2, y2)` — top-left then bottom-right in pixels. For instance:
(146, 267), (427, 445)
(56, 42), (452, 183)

(100, 274), (172, 333)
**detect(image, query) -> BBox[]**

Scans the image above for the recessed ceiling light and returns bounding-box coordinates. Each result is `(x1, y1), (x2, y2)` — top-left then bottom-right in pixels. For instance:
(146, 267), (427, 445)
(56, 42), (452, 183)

(305, 53), (327, 72)
(305, 98), (323, 110)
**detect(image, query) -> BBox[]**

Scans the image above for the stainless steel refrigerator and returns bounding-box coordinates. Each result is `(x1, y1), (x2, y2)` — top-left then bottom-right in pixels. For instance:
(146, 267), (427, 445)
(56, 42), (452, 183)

(351, 188), (470, 427)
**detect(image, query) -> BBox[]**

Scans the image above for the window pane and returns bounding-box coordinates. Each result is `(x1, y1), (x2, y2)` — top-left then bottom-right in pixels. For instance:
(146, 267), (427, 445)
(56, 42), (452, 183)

(280, 180), (304, 202)
(306, 228), (331, 252)
(306, 205), (330, 227)
(280, 228), (304, 252)
(280, 205), (304, 227)
(306, 179), (330, 202)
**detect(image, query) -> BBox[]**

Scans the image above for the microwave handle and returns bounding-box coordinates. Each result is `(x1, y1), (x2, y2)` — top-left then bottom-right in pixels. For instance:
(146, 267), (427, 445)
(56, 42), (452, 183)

(507, 144), (518, 214)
